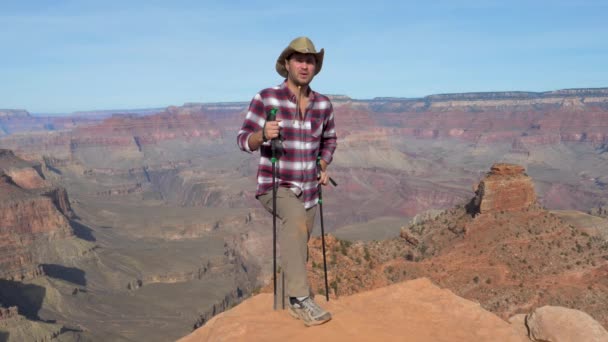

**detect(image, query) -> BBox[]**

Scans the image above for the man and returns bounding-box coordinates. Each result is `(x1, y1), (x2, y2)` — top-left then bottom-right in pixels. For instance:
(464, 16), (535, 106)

(236, 36), (337, 326)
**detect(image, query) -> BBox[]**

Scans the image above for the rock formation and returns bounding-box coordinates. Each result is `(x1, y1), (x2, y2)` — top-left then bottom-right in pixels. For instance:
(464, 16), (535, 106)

(0, 149), (74, 280)
(470, 163), (537, 214)
(0, 149), (81, 341)
(525, 306), (608, 342)
(0, 312), (64, 342)
(0, 306), (18, 320)
(179, 278), (527, 342)
(304, 163), (608, 329)
(589, 205), (608, 218)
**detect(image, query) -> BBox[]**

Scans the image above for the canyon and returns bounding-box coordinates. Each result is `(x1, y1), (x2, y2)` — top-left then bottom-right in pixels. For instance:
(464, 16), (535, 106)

(0, 87), (607, 341)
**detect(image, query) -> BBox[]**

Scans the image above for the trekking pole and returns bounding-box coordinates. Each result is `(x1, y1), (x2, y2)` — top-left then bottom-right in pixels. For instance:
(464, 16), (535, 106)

(267, 107), (279, 310)
(317, 156), (338, 301)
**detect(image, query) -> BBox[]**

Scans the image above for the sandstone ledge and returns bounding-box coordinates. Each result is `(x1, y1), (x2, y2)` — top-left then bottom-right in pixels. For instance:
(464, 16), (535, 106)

(179, 278), (525, 342)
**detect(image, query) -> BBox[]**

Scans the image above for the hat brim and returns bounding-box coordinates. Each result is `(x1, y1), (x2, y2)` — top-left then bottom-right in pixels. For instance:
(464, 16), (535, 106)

(275, 47), (324, 78)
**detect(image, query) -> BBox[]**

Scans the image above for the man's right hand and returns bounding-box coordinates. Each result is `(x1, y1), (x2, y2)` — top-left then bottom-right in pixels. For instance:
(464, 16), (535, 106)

(264, 120), (281, 141)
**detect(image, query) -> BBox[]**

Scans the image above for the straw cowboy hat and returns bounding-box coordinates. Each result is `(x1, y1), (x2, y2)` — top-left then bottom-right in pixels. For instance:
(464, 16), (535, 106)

(275, 36), (324, 78)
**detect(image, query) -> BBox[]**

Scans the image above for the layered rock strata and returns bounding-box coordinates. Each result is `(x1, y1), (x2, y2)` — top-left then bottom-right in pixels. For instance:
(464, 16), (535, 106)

(2, 87), (608, 159)
(0, 149), (74, 281)
(471, 163), (537, 214)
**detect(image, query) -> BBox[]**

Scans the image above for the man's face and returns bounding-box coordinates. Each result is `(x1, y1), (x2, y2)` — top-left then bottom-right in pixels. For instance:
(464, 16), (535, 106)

(285, 53), (317, 86)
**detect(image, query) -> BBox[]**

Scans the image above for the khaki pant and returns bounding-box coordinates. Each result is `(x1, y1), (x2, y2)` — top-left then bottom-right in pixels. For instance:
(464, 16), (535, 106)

(258, 187), (317, 298)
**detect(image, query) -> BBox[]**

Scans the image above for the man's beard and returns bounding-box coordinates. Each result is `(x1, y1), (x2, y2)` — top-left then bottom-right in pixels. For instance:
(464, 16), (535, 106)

(288, 73), (312, 87)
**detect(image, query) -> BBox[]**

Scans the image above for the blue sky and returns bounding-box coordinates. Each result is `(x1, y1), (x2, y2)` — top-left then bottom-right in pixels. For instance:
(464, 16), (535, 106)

(1, 0), (607, 113)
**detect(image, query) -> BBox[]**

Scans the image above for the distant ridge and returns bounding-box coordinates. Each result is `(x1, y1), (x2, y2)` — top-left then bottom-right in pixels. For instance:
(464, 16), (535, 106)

(6, 86), (607, 114)
(366, 87), (608, 103)
(426, 87), (608, 102)
(0, 109), (31, 118)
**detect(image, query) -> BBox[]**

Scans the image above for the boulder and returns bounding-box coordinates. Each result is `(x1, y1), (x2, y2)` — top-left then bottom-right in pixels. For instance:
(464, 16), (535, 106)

(526, 306), (608, 342)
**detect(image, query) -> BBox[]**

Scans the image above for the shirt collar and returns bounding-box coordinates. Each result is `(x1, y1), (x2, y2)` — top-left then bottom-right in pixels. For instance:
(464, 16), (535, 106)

(279, 80), (316, 103)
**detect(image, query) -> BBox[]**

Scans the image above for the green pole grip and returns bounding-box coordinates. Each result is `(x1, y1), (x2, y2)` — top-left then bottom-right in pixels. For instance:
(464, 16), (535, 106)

(267, 108), (278, 121)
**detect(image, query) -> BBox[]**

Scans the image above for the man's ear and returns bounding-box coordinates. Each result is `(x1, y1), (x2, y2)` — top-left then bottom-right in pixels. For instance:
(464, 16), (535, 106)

(284, 59), (290, 74)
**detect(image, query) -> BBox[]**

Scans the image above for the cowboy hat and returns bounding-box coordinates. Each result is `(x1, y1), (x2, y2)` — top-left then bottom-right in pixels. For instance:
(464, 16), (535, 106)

(275, 36), (324, 78)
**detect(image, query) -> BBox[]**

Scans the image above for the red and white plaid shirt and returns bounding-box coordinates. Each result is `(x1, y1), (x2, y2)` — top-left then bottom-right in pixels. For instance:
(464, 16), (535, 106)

(237, 81), (337, 209)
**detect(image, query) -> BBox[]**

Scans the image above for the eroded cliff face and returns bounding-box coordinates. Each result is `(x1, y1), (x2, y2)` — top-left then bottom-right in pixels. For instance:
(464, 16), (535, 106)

(3, 88), (608, 159)
(471, 163), (537, 214)
(0, 227), (42, 281)
(358, 88), (608, 148)
(0, 149), (74, 281)
(69, 106), (223, 148)
(0, 105), (225, 164)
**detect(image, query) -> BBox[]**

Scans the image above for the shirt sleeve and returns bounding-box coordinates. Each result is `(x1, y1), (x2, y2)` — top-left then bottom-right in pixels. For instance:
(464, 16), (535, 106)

(319, 101), (337, 165)
(237, 93), (265, 153)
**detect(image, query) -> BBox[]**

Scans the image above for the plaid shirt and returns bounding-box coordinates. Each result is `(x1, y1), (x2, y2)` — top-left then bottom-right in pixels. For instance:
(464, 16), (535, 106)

(237, 81), (337, 209)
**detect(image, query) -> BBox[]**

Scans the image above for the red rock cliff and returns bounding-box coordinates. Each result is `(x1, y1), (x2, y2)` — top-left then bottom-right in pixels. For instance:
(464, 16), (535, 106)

(472, 163), (537, 214)
(0, 149), (74, 281)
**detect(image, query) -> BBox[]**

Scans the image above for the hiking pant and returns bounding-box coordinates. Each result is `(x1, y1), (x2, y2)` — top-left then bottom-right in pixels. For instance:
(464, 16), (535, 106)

(258, 187), (317, 298)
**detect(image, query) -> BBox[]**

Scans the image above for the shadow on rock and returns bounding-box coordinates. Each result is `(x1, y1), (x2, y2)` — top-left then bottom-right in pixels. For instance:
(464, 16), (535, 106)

(0, 331), (9, 342)
(69, 220), (96, 242)
(41, 264), (87, 287)
(0, 280), (46, 320)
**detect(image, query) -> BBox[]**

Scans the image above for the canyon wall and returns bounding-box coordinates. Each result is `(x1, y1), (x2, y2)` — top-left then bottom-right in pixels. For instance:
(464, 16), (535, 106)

(0, 149), (74, 281)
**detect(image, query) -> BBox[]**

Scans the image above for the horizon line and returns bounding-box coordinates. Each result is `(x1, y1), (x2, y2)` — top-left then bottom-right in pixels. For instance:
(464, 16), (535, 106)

(4, 85), (608, 116)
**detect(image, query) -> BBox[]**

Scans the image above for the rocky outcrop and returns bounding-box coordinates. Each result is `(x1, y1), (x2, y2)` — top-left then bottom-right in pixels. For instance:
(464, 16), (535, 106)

(0, 306), (18, 320)
(127, 261), (214, 290)
(95, 183), (143, 197)
(305, 163), (608, 329)
(526, 306), (608, 342)
(191, 287), (246, 331)
(41, 187), (74, 218)
(0, 150), (74, 281)
(0, 228), (42, 281)
(181, 279), (608, 342)
(179, 278), (526, 342)
(470, 163), (537, 214)
(5, 167), (49, 189)
(589, 205), (608, 218)
(0, 149), (34, 169)
(0, 312), (65, 342)
(0, 183), (73, 238)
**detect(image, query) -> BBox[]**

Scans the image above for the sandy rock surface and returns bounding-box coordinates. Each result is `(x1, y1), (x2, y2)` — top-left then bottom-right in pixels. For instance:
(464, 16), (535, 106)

(179, 278), (526, 342)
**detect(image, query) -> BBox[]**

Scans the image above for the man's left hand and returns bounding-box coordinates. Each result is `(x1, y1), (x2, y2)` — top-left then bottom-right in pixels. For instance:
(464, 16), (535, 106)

(318, 159), (329, 185)
(318, 169), (329, 185)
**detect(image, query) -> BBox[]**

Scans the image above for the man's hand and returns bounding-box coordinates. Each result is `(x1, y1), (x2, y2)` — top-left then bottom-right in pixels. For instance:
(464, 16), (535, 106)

(318, 159), (329, 185)
(318, 169), (330, 185)
(247, 120), (281, 151)
(264, 120), (281, 141)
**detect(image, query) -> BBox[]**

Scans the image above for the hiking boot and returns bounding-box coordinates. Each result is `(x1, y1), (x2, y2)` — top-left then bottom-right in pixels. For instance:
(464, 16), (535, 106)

(288, 297), (332, 326)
